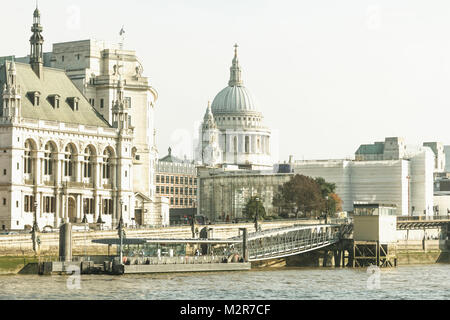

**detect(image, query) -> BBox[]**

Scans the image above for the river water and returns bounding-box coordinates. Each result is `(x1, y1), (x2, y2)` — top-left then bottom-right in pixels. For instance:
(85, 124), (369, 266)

(0, 264), (448, 300)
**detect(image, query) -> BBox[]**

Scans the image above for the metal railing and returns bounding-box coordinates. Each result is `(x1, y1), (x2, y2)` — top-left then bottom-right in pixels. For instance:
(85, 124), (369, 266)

(247, 227), (340, 261)
(124, 255), (229, 265)
(397, 215), (450, 221)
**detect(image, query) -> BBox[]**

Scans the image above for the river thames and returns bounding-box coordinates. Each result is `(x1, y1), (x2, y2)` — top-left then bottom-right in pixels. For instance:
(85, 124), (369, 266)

(0, 264), (448, 300)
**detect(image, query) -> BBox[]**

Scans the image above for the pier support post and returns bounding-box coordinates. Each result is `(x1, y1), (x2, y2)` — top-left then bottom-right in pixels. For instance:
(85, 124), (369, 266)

(322, 250), (328, 267)
(334, 247), (341, 268)
(376, 240), (380, 267)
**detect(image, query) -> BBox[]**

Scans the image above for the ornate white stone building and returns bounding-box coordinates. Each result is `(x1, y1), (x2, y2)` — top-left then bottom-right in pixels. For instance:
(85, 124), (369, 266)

(0, 8), (168, 231)
(196, 45), (272, 170)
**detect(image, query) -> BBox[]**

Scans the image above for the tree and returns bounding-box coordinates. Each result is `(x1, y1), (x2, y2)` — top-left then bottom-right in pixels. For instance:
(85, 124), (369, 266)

(277, 174), (325, 218)
(243, 196), (266, 220)
(272, 188), (294, 218)
(314, 177), (336, 198)
(326, 193), (343, 215)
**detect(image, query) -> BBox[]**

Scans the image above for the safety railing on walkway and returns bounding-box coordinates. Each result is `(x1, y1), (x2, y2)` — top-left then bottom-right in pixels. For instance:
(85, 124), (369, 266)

(123, 255), (229, 265)
(397, 215), (450, 221)
(246, 226), (340, 261)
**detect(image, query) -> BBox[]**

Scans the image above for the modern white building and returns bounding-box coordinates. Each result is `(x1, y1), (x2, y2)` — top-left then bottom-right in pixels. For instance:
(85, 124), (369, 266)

(196, 45), (272, 170)
(0, 8), (167, 230)
(293, 138), (435, 216)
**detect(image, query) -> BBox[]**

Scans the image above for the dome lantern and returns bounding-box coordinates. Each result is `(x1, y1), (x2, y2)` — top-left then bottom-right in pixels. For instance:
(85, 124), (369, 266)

(211, 45), (259, 114)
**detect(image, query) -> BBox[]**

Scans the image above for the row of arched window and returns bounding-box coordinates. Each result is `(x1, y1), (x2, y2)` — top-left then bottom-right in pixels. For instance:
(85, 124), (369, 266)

(23, 139), (114, 183)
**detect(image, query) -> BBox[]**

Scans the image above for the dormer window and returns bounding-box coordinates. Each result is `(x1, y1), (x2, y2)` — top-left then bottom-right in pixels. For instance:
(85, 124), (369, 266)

(27, 91), (41, 106)
(48, 94), (61, 108)
(67, 97), (80, 111)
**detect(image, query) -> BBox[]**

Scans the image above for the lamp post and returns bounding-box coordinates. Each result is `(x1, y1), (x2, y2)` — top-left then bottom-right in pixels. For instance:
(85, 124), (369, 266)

(82, 206), (88, 257)
(33, 200), (39, 232)
(254, 197), (259, 232)
(97, 202), (104, 230)
(31, 200), (39, 257)
(325, 196), (329, 224)
(117, 199), (124, 264)
(191, 200), (196, 238)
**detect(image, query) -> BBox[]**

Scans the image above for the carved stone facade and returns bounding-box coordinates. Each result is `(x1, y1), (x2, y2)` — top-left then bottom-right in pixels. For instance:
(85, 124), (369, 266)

(0, 8), (167, 230)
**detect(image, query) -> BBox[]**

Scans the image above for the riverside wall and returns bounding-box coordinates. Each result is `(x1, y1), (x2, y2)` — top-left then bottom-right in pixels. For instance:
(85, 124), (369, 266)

(396, 239), (450, 264)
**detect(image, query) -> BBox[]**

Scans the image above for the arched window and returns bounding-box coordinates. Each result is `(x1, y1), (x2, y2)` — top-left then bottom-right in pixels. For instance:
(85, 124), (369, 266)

(24, 141), (33, 174)
(102, 149), (113, 179)
(64, 145), (75, 177)
(83, 147), (94, 178)
(44, 142), (55, 175)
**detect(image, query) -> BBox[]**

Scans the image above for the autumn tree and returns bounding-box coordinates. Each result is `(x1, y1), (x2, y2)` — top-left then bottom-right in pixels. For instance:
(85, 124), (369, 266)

(325, 193), (343, 214)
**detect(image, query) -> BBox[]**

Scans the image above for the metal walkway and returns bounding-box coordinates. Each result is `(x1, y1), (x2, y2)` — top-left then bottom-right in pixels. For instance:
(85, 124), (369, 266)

(231, 224), (342, 262)
(93, 223), (345, 263)
(397, 216), (450, 230)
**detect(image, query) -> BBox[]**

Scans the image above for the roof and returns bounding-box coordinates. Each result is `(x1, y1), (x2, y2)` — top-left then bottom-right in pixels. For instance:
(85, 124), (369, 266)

(0, 61), (110, 127)
(211, 46), (260, 115)
(355, 142), (384, 155)
(211, 85), (259, 114)
(92, 238), (241, 245)
(159, 147), (185, 163)
(159, 153), (185, 163)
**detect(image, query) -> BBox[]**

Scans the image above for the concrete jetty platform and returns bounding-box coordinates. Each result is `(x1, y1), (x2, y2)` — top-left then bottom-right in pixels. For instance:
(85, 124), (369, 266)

(119, 262), (251, 274)
(34, 260), (251, 275)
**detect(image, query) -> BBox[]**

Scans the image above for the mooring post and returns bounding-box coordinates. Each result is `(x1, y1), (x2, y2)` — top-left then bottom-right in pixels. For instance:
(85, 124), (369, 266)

(322, 250), (328, 267)
(352, 242), (356, 268)
(59, 223), (72, 262)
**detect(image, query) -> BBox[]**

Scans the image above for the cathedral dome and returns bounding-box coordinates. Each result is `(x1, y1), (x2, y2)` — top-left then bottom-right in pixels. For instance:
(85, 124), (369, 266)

(210, 44), (260, 115)
(211, 85), (258, 114)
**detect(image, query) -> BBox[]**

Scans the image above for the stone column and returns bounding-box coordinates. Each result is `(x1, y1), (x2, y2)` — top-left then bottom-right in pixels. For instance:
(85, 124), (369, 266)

(76, 194), (82, 222)
(112, 195), (117, 227)
(94, 157), (101, 189)
(40, 156), (45, 183)
(33, 155), (40, 185)
(112, 160), (117, 189)
(76, 155), (83, 183)
(55, 156), (62, 186)
(54, 192), (60, 227)
(64, 193), (69, 223)
(250, 135), (254, 154)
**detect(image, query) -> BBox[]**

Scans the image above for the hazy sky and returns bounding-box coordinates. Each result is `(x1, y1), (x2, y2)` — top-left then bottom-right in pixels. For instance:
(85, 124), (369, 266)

(3, 0), (450, 162)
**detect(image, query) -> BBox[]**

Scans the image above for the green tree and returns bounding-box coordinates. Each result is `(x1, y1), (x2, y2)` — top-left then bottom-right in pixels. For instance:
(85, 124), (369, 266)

(272, 187), (294, 218)
(277, 174), (325, 218)
(243, 196), (266, 220)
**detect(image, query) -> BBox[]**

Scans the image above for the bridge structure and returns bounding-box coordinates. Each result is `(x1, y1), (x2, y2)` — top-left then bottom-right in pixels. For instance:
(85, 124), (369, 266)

(92, 223), (346, 263)
(397, 216), (450, 230)
(230, 223), (343, 262)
